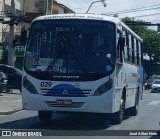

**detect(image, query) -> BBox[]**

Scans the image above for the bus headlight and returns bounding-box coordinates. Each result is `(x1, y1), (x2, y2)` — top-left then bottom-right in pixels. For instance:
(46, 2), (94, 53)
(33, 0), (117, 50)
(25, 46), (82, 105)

(23, 76), (38, 94)
(93, 78), (113, 96)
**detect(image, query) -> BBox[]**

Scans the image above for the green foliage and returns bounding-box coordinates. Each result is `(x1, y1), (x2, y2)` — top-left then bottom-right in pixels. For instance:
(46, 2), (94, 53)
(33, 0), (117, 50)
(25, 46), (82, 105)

(122, 17), (160, 77)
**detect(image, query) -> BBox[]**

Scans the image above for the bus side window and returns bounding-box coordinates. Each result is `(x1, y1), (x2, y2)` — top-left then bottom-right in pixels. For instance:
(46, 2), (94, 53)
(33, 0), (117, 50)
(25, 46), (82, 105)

(122, 31), (129, 62)
(116, 32), (120, 58)
(117, 33), (125, 62)
(129, 35), (132, 63)
(131, 36), (135, 64)
(139, 42), (142, 66)
(124, 45), (128, 62)
(125, 31), (130, 62)
(136, 40), (139, 65)
(134, 38), (137, 65)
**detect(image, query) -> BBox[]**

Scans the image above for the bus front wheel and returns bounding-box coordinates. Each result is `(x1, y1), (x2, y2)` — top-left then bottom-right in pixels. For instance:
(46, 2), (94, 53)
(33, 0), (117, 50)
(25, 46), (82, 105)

(38, 111), (53, 123)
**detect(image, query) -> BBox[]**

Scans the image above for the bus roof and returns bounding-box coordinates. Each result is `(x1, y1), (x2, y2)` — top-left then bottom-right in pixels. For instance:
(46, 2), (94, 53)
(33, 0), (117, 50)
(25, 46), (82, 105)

(33, 13), (143, 42)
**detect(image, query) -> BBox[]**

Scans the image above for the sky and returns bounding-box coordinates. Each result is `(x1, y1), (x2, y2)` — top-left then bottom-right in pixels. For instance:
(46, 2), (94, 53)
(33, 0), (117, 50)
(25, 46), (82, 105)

(57, 0), (158, 58)
(57, 0), (160, 30)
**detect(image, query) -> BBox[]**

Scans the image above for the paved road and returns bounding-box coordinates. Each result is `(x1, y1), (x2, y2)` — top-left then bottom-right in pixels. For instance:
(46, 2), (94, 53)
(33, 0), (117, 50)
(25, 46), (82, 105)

(0, 90), (21, 114)
(0, 90), (160, 139)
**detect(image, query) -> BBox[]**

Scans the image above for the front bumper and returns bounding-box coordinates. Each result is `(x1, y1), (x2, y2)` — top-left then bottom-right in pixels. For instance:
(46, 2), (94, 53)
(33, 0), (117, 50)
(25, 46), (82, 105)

(151, 87), (160, 92)
(145, 84), (151, 89)
(22, 88), (115, 114)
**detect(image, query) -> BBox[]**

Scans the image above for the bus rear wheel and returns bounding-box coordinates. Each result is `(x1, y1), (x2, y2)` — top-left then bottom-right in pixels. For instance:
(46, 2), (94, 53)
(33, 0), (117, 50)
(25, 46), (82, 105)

(38, 111), (53, 123)
(129, 91), (139, 116)
(112, 95), (125, 124)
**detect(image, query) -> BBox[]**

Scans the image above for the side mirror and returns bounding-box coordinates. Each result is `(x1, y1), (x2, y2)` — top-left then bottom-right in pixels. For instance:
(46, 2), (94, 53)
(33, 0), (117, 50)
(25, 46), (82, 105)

(106, 53), (111, 59)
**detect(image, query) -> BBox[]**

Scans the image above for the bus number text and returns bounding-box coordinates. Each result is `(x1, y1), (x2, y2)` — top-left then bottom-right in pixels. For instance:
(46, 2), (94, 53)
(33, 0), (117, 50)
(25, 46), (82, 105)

(40, 82), (52, 88)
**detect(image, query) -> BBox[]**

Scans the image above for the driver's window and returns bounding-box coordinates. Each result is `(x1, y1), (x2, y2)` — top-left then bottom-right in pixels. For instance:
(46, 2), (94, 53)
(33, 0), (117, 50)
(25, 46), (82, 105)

(117, 31), (125, 63)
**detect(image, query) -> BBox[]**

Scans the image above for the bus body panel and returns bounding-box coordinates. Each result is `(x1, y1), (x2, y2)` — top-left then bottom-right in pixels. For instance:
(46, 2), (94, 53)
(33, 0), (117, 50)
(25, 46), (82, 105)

(114, 62), (143, 111)
(22, 13), (143, 117)
(22, 89), (114, 113)
(22, 71), (119, 114)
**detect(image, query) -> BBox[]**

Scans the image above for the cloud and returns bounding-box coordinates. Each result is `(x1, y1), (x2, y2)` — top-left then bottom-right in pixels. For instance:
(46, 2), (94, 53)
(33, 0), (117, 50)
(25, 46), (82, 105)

(57, 0), (160, 23)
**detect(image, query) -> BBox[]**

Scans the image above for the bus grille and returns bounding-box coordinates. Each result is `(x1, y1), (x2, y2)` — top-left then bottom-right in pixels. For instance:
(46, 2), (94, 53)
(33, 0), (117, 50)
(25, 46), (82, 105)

(41, 89), (92, 97)
(45, 101), (84, 108)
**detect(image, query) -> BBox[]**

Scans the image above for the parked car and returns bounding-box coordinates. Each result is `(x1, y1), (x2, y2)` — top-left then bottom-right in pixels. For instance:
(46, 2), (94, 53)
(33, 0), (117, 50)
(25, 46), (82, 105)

(0, 64), (22, 92)
(151, 80), (160, 93)
(0, 71), (7, 93)
(144, 79), (154, 90)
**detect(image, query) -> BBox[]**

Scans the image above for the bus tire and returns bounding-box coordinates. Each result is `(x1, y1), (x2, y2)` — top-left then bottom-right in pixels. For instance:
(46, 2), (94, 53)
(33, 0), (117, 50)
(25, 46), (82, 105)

(130, 90), (139, 116)
(38, 111), (53, 123)
(112, 95), (125, 124)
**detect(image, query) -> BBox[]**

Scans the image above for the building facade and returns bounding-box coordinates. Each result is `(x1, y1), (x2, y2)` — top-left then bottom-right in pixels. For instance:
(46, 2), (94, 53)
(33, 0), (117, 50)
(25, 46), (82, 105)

(0, 0), (74, 68)
(0, 0), (24, 65)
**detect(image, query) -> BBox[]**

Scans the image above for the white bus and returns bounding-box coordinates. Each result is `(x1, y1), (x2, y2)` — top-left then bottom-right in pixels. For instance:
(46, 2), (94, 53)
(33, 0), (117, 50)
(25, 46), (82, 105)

(22, 14), (143, 124)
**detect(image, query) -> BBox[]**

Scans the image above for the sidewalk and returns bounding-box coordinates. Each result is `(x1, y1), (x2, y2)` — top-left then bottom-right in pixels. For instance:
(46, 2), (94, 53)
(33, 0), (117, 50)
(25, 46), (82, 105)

(0, 89), (22, 115)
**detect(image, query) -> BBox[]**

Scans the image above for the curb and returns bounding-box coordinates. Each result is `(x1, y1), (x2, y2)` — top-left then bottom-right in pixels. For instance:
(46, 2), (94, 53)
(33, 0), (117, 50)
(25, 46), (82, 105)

(0, 109), (22, 115)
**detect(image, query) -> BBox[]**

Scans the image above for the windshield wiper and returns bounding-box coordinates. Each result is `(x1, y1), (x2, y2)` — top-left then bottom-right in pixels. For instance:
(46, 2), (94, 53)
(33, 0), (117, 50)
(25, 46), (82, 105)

(45, 59), (57, 72)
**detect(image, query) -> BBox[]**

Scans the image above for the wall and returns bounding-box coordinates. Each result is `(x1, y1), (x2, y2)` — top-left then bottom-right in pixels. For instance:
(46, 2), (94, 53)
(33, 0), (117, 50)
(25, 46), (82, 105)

(53, 4), (64, 14)
(24, 0), (39, 13)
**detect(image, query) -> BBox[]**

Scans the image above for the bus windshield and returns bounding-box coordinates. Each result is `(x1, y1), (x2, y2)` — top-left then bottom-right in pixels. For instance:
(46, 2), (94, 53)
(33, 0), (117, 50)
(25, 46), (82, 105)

(25, 19), (116, 80)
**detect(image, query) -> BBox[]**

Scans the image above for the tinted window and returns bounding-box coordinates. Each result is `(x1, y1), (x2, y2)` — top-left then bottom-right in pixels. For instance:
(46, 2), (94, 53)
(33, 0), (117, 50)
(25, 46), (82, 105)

(153, 80), (160, 84)
(147, 79), (153, 83)
(24, 19), (116, 81)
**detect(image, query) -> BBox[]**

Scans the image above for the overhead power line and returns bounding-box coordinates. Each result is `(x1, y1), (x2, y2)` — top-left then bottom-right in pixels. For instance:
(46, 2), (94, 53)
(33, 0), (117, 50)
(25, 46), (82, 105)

(73, 0), (141, 10)
(100, 3), (160, 20)
(105, 3), (160, 15)
(132, 13), (160, 18)
(100, 3), (160, 23)
(125, 21), (160, 26)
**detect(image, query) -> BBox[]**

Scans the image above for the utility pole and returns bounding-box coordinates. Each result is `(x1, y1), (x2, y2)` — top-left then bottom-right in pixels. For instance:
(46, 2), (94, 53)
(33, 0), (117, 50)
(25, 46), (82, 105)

(23, 0), (26, 15)
(46, 0), (48, 15)
(46, 0), (54, 15)
(8, 0), (16, 66)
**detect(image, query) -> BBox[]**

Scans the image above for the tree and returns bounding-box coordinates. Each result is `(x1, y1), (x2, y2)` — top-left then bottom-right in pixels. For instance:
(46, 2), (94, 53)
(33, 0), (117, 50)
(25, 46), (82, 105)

(122, 17), (160, 77)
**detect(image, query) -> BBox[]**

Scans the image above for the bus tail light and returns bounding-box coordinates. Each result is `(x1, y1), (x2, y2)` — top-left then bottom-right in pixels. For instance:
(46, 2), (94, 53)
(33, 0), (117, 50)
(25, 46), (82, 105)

(93, 78), (113, 96)
(23, 76), (38, 94)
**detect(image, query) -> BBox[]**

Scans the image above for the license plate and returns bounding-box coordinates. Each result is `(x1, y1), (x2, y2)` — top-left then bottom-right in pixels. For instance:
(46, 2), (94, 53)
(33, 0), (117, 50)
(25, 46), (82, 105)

(56, 100), (72, 105)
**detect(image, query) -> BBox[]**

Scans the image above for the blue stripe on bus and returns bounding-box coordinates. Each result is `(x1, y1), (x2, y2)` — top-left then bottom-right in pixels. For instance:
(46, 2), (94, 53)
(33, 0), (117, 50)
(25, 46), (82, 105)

(46, 84), (86, 97)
